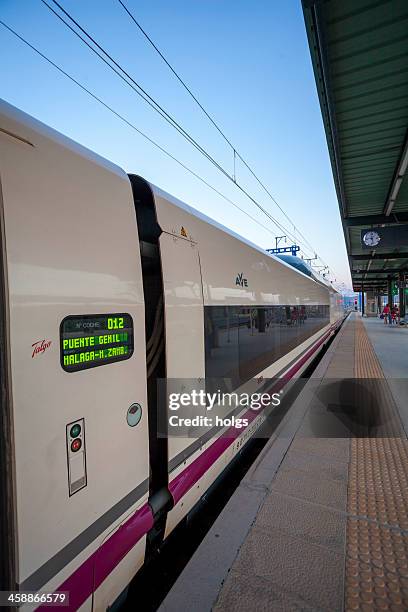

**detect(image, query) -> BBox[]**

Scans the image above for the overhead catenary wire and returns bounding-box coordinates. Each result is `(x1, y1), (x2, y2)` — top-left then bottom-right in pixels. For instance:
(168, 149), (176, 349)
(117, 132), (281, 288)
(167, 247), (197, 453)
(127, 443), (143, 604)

(0, 19), (309, 254)
(116, 0), (237, 151)
(116, 0), (323, 261)
(40, 0), (321, 260)
(47, 0), (341, 276)
(39, 0), (229, 178)
(42, 0), (315, 255)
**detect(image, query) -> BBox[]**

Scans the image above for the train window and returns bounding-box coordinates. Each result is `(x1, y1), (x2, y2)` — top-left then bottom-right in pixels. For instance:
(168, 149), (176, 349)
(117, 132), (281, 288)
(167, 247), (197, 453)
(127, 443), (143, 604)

(238, 306), (288, 382)
(238, 305), (329, 381)
(60, 313), (134, 372)
(204, 306), (241, 391)
(204, 305), (329, 385)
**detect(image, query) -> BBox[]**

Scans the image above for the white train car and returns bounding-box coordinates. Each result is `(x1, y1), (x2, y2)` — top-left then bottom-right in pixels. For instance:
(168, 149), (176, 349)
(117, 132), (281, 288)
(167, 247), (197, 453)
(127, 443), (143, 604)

(0, 100), (344, 611)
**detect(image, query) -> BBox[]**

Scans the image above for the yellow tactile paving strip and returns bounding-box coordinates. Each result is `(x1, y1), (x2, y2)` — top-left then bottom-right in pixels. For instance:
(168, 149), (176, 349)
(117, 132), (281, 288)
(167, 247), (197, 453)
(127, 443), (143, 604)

(345, 317), (408, 611)
(354, 318), (384, 379)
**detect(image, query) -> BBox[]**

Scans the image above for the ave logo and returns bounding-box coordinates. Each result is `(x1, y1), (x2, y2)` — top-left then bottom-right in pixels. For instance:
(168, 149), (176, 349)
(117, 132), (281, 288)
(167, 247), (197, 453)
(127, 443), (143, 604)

(235, 273), (248, 288)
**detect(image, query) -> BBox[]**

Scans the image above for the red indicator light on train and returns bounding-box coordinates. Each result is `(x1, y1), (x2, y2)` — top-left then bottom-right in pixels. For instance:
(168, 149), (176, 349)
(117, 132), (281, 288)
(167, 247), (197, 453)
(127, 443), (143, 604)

(71, 438), (82, 453)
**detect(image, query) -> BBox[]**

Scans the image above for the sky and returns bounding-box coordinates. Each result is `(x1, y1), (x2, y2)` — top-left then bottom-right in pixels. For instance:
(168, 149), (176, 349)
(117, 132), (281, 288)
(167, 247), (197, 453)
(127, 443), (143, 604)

(0, 0), (352, 288)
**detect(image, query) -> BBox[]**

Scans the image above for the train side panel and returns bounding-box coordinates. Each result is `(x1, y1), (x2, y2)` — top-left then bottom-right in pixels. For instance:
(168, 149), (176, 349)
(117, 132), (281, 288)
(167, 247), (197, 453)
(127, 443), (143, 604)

(0, 101), (150, 610)
(150, 186), (337, 537)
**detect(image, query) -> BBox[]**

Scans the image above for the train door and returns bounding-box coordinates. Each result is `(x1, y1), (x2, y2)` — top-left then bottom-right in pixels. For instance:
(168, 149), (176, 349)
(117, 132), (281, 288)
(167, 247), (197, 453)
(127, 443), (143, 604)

(129, 176), (206, 542)
(159, 231), (206, 529)
(0, 102), (150, 611)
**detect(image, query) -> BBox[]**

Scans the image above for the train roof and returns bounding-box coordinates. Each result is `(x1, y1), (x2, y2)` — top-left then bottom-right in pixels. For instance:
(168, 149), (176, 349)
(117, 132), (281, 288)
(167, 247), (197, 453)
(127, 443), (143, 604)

(0, 98), (127, 181)
(1, 99), (337, 294)
(276, 254), (313, 277)
(147, 181), (331, 288)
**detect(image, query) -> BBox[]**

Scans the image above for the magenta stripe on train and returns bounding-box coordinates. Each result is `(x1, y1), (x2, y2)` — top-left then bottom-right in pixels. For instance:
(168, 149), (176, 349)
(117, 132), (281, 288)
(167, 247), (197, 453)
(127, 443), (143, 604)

(37, 504), (154, 611)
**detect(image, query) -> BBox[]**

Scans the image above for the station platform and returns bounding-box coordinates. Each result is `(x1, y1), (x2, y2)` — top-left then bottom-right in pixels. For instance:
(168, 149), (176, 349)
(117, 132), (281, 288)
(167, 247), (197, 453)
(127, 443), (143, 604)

(159, 313), (408, 612)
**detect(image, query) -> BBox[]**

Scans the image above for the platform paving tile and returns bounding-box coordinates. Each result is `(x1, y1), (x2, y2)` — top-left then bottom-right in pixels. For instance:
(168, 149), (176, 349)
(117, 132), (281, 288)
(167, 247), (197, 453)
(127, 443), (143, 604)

(298, 409), (356, 438)
(255, 491), (346, 553)
(213, 569), (322, 612)
(324, 364), (354, 379)
(289, 436), (350, 463)
(270, 467), (348, 511)
(280, 448), (349, 483)
(218, 525), (344, 611)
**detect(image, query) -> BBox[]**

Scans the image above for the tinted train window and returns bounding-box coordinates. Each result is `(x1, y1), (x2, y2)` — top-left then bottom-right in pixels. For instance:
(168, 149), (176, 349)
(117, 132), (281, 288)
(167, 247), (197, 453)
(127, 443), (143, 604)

(204, 306), (240, 390)
(205, 305), (329, 385)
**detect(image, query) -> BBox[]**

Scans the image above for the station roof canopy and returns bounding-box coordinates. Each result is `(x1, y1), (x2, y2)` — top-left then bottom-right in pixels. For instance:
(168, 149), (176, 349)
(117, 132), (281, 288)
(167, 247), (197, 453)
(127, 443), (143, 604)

(302, 0), (408, 292)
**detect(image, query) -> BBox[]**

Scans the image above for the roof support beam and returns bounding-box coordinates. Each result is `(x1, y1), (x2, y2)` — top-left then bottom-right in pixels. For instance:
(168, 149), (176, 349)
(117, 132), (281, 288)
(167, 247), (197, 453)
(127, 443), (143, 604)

(302, 0), (324, 8)
(344, 212), (408, 227)
(352, 253), (408, 260)
(354, 282), (389, 285)
(353, 280), (390, 283)
(354, 281), (388, 284)
(384, 128), (408, 216)
(354, 286), (388, 289)
(352, 269), (403, 275)
(302, 0), (324, 7)
(352, 275), (394, 280)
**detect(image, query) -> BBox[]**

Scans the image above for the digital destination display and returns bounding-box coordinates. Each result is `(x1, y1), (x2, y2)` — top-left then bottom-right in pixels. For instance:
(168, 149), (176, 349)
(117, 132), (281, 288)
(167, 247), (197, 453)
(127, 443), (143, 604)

(60, 313), (134, 372)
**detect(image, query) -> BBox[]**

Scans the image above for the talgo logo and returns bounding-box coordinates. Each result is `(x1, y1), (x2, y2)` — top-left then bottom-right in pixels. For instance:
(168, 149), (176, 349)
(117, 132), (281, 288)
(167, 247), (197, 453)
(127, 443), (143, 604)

(32, 339), (52, 358)
(235, 273), (248, 288)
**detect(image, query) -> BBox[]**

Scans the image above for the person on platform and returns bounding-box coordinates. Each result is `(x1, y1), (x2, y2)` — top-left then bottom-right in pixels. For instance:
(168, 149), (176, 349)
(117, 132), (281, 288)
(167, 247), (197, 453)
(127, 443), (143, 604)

(382, 303), (390, 325)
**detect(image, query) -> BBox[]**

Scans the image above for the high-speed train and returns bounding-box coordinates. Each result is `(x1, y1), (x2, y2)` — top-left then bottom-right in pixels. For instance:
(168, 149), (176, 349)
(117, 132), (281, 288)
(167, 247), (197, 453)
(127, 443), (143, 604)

(0, 100), (344, 611)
